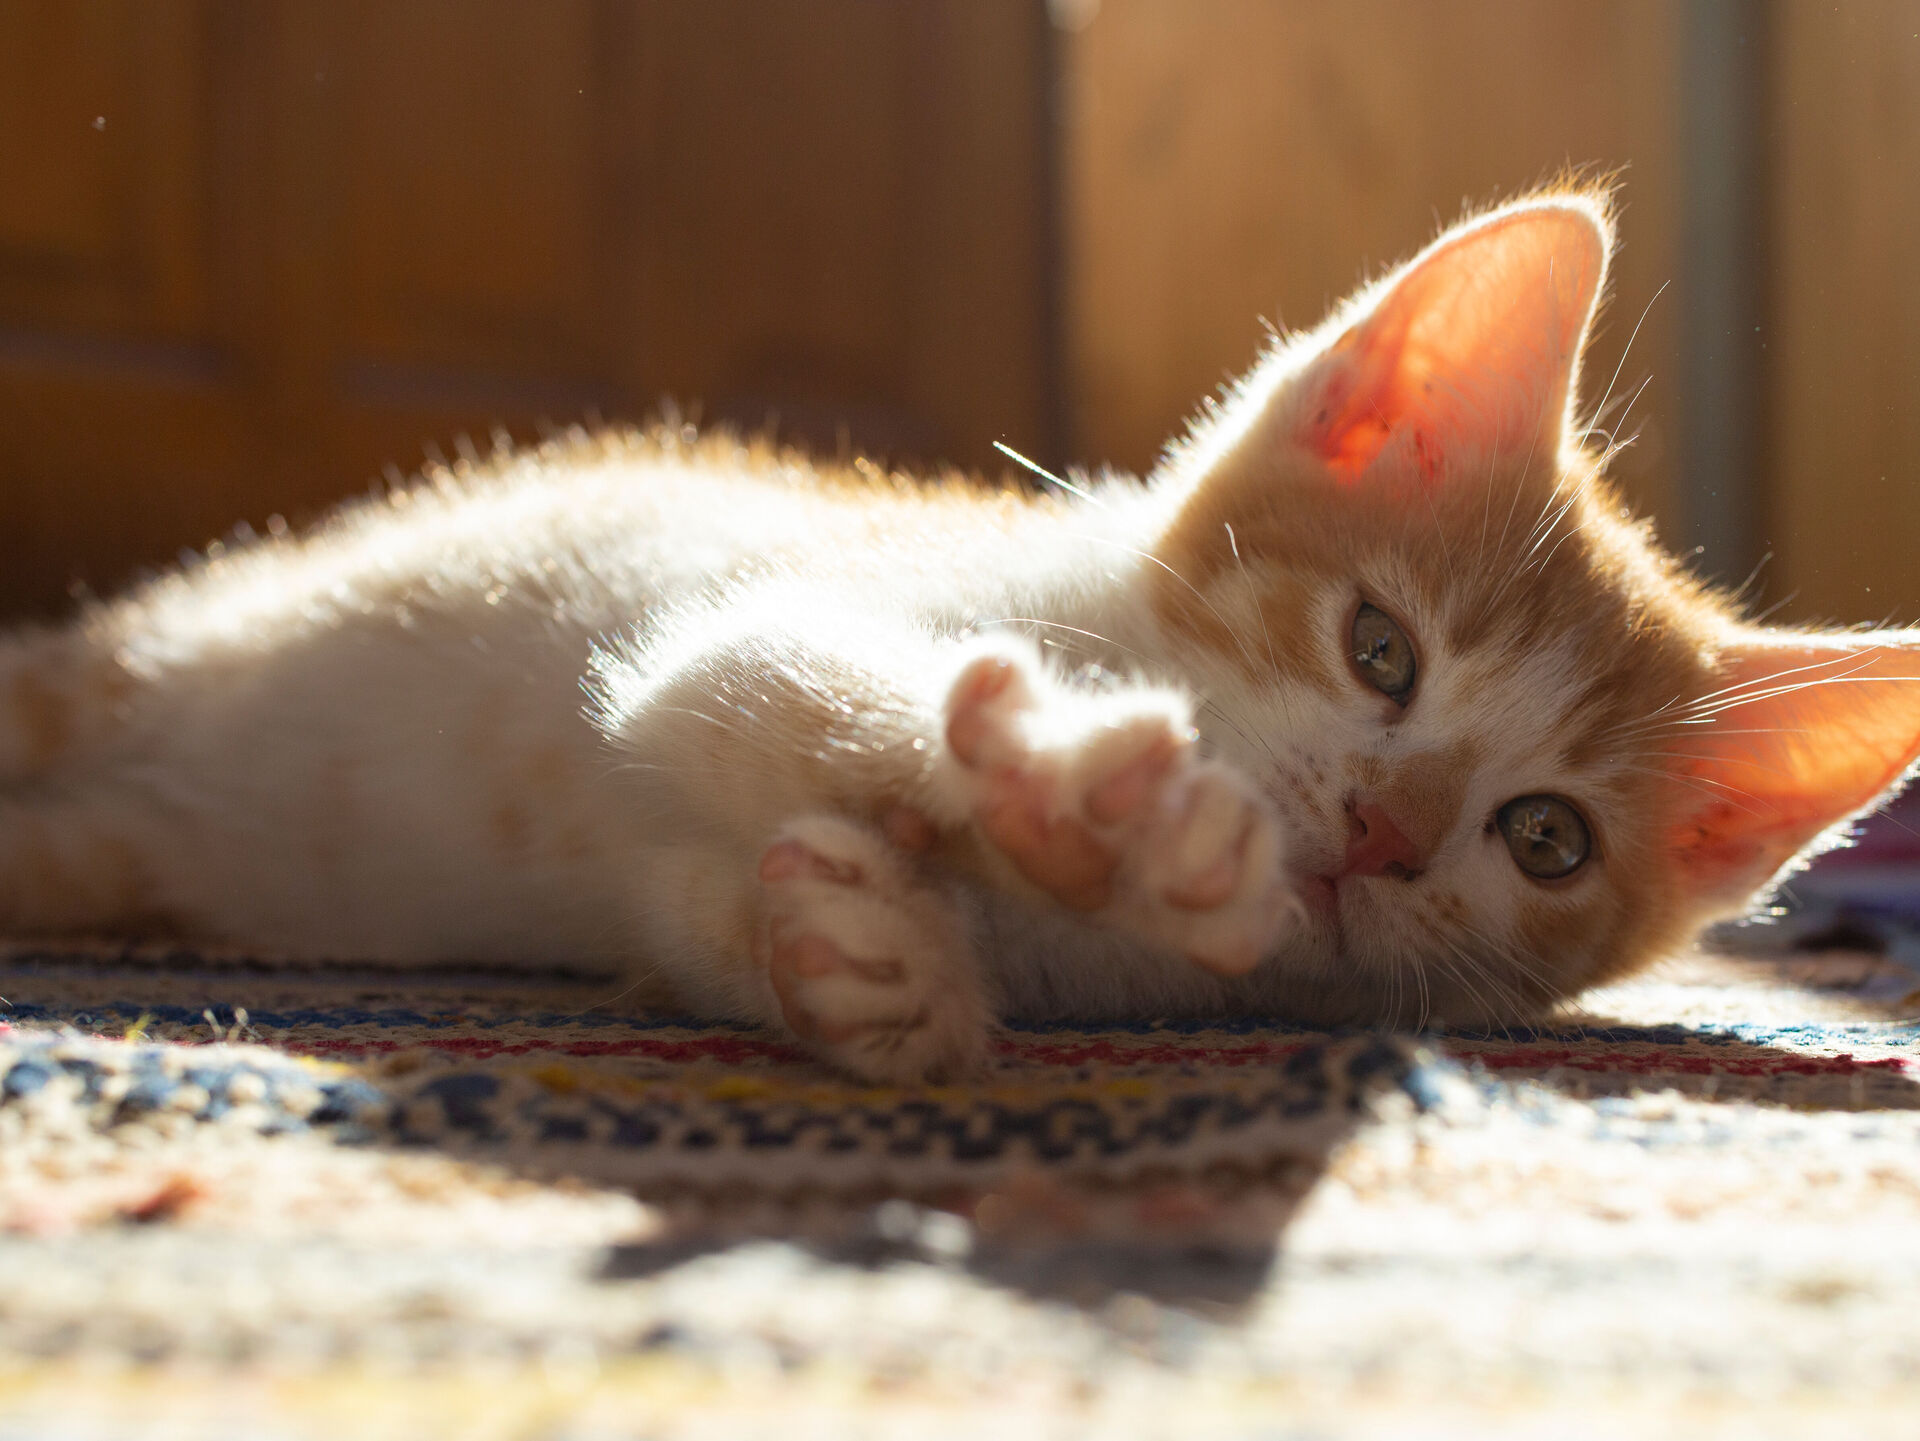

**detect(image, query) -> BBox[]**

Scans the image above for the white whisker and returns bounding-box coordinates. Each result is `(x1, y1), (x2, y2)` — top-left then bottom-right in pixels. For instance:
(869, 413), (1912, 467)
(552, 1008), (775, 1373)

(993, 440), (1105, 507)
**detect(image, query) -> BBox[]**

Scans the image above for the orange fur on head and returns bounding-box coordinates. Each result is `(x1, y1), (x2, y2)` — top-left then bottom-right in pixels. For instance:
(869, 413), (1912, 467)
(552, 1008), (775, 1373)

(1143, 189), (1920, 1026)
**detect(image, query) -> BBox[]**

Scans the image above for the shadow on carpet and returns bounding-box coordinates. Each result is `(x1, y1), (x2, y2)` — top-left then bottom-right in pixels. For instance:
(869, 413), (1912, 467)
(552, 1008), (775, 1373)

(2, 938), (1918, 1437)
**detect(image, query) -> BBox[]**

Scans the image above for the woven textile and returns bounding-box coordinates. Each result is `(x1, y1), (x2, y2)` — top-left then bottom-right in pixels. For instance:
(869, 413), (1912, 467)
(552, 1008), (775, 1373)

(1, 933), (1918, 1439)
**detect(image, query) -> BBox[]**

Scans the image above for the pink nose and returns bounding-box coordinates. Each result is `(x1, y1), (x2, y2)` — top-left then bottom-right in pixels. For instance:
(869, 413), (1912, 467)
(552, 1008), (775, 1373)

(1338, 800), (1425, 879)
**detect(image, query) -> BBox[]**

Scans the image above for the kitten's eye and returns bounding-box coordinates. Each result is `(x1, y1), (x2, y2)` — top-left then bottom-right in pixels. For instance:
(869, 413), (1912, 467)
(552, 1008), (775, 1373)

(1496, 795), (1591, 880)
(1349, 602), (1417, 703)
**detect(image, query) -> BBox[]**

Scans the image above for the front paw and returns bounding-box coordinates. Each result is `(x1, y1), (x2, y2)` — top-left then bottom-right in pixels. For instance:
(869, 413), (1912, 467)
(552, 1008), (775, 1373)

(754, 816), (989, 1084)
(941, 644), (1296, 975)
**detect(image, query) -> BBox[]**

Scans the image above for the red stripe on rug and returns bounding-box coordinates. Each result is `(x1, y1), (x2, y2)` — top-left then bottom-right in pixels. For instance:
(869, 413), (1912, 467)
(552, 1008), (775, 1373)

(255, 1031), (1913, 1080)
(994, 1039), (1318, 1067)
(267, 1034), (1323, 1067)
(1451, 1045), (1914, 1078)
(287, 1034), (806, 1064)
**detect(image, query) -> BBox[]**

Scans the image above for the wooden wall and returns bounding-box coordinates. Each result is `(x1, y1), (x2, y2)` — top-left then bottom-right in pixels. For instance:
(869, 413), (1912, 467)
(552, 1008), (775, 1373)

(0, 0), (1052, 616)
(2, 1), (1916, 627)
(1769, 0), (1920, 623)
(1057, 0), (1684, 530)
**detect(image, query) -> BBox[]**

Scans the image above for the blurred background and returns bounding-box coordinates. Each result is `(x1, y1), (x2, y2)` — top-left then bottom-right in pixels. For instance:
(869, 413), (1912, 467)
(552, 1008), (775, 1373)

(0, 0), (1914, 626)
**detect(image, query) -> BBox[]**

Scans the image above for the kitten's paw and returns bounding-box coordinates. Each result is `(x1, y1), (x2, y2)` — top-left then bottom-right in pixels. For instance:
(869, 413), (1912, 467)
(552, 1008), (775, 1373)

(942, 644), (1295, 975)
(754, 815), (990, 1084)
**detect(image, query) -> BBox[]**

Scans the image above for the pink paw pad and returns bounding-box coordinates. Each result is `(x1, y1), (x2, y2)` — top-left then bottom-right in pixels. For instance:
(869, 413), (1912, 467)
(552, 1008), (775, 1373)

(753, 817), (988, 1083)
(941, 645), (1295, 976)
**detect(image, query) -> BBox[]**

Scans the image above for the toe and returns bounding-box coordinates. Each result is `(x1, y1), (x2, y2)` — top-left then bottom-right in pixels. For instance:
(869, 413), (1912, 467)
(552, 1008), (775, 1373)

(1085, 730), (1179, 824)
(945, 655), (1023, 768)
(978, 776), (1115, 910)
(1163, 849), (1242, 910)
(759, 838), (864, 886)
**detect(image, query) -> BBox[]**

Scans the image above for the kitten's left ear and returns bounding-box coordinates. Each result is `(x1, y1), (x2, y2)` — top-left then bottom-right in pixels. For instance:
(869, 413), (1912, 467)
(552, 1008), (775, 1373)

(1292, 196), (1610, 482)
(1668, 630), (1920, 913)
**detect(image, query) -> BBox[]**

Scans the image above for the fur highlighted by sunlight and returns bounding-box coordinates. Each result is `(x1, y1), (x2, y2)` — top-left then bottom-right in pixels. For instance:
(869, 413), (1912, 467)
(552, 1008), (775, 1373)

(6, 190), (1919, 1082)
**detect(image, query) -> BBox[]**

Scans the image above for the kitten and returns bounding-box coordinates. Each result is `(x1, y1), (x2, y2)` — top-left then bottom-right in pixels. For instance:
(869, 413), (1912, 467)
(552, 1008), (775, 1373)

(5, 191), (1918, 1083)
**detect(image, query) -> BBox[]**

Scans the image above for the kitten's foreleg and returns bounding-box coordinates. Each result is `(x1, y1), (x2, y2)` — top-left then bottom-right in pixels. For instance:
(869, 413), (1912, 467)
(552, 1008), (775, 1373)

(598, 594), (1295, 1078)
(753, 815), (989, 1082)
(596, 594), (994, 1081)
(929, 640), (1299, 976)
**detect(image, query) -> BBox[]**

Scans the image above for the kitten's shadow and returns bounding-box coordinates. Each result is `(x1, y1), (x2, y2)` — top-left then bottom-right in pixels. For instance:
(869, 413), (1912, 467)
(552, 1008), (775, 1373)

(12, 945), (1917, 1325)
(596, 1005), (1920, 1316)
(598, 1203), (1288, 1316)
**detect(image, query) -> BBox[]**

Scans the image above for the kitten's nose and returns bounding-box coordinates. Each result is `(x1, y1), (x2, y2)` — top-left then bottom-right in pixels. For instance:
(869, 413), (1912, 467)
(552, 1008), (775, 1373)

(1339, 800), (1425, 879)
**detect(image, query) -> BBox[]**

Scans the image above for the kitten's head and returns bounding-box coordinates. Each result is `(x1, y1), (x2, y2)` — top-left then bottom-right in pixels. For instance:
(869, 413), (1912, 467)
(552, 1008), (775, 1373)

(1150, 190), (1920, 1026)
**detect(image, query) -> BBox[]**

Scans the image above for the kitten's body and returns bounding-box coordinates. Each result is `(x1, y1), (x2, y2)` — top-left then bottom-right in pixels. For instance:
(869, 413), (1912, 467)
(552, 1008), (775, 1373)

(3, 441), (1286, 1027)
(8, 192), (1920, 1081)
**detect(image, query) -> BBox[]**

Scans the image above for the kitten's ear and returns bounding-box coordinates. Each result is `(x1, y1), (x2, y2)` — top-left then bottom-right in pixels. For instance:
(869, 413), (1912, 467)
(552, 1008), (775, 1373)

(1292, 197), (1609, 482)
(1668, 630), (1920, 912)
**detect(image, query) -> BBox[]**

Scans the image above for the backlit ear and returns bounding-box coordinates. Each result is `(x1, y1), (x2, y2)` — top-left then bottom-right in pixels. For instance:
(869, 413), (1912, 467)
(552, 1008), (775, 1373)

(1293, 197), (1609, 483)
(1668, 630), (1920, 913)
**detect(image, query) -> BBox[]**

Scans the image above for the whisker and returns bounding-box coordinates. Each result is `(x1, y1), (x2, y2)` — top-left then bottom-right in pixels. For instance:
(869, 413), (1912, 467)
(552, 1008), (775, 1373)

(1476, 434), (1504, 571)
(1455, 920), (1560, 1002)
(1729, 550), (1776, 609)
(1224, 523), (1283, 681)
(1079, 535), (1269, 680)
(1675, 652), (1882, 715)
(1427, 945), (1510, 1039)
(1579, 278), (1670, 455)
(972, 616), (1147, 664)
(1446, 940), (1528, 1041)
(1224, 522), (1292, 734)
(1421, 484), (1458, 590)
(1681, 669), (1916, 722)
(1489, 428), (1544, 565)
(993, 440), (1105, 507)
(1614, 764), (1771, 813)
(1199, 698), (1280, 769)
(1526, 516), (1595, 577)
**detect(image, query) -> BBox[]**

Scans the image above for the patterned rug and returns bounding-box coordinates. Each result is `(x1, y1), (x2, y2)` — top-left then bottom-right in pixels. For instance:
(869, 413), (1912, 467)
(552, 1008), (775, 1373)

(2, 916), (1918, 1439)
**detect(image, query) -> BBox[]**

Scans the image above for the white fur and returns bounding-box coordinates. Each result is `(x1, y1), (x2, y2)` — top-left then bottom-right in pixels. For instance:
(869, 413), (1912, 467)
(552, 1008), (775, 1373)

(0, 434), (1317, 1076)
(19, 197), (1822, 1082)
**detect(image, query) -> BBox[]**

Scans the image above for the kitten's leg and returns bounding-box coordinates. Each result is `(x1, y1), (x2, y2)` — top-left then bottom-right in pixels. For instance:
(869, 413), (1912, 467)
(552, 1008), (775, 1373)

(931, 641), (1297, 975)
(606, 599), (1291, 1073)
(600, 595), (997, 1081)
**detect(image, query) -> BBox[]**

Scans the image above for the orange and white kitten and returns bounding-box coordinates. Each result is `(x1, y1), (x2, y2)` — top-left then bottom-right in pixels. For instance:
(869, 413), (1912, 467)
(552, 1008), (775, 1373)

(5, 192), (1919, 1081)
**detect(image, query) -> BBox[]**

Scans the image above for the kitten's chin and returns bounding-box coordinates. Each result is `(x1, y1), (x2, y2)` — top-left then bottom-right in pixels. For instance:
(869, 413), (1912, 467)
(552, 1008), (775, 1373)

(1296, 873), (1349, 946)
(1299, 874), (1339, 921)
(1288, 874), (1349, 966)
